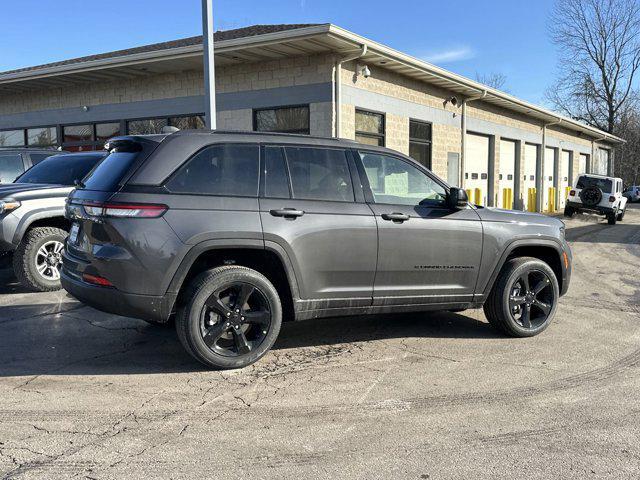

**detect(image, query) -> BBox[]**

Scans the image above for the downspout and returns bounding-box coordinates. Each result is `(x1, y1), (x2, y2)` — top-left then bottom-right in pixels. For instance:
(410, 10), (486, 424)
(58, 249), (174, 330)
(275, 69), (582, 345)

(539, 118), (561, 212)
(333, 44), (367, 138)
(460, 90), (487, 187)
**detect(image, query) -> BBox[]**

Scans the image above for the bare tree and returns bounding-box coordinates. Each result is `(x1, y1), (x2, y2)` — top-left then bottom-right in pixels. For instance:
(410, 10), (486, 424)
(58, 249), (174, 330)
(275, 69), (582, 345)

(611, 97), (640, 183)
(547, 0), (640, 133)
(475, 72), (508, 91)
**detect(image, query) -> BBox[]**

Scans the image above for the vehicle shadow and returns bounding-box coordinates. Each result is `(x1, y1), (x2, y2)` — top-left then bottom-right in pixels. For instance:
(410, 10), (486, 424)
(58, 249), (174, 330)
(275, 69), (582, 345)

(0, 267), (31, 294)
(273, 311), (501, 350)
(565, 219), (640, 244)
(0, 303), (498, 378)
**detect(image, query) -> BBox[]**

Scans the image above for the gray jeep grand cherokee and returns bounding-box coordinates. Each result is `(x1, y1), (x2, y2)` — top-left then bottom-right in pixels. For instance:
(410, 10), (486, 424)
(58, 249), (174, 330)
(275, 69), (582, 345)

(62, 131), (572, 369)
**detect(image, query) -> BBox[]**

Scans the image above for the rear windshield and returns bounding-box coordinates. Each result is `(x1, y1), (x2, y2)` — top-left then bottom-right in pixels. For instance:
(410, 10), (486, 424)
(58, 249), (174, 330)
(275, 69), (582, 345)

(82, 151), (141, 191)
(577, 176), (612, 192)
(16, 154), (105, 185)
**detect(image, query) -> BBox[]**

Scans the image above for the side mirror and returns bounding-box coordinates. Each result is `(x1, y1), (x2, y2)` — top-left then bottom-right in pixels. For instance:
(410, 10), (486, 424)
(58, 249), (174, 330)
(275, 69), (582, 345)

(447, 187), (468, 209)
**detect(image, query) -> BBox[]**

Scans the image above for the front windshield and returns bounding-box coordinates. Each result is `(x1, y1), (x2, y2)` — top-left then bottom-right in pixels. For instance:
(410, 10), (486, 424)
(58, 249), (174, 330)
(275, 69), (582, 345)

(16, 154), (105, 185)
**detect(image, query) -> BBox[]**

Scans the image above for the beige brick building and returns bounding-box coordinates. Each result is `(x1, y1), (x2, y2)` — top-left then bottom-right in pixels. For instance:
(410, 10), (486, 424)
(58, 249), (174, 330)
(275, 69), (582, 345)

(0, 23), (622, 212)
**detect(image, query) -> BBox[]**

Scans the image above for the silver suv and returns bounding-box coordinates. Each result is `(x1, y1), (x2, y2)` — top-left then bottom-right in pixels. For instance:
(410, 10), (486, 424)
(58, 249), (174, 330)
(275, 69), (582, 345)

(61, 131), (572, 369)
(0, 152), (107, 290)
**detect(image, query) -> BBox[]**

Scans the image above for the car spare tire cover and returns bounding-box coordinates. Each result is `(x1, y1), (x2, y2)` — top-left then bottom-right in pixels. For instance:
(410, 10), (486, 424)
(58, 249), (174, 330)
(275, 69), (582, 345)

(579, 186), (602, 206)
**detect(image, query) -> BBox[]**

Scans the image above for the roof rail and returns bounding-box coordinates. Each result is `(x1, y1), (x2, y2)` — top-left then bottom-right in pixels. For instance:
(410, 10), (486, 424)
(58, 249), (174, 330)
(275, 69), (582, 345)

(173, 129), (359, 144)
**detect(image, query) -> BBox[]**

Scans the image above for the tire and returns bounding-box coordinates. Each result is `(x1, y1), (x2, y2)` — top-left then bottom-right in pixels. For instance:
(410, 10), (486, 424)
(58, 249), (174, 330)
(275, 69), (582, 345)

(13, 227), (67, 292)
(175, 266), (282, 369)
(563, 206), (575, 218)
(617, 208), (625, 221)
(607, 212), (617, 225)
(483, 257), (559, 337)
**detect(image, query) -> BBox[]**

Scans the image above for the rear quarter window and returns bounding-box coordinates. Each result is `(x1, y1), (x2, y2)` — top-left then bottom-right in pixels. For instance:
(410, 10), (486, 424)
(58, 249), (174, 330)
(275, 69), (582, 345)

(166, 144), (260, 197)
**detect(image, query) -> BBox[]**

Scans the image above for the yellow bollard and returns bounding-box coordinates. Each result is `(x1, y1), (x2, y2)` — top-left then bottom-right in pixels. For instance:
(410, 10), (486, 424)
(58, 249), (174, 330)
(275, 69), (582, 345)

(465, 189), (473, 203)
(527, 187), (537, 212)
(502, 188), (514, 210)
(565, 186), (572, 201)
(474, 188), (482, 206)
(547, 187), (556, 213)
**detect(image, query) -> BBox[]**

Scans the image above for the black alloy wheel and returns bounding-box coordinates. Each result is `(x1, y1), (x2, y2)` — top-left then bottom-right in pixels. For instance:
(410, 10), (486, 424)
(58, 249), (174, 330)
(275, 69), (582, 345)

(176, 266), (282, 370)
(507, 269), (555, 330)
(484, 257), (559, 337)
(200, 282), (271, 357)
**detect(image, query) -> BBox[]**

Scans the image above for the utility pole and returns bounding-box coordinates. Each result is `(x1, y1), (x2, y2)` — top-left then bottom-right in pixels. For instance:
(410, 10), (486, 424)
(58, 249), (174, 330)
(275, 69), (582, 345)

(202, 0), (216, 129)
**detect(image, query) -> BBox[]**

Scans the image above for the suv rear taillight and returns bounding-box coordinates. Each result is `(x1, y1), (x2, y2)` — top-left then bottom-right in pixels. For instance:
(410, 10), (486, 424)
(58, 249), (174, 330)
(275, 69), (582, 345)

(569, 190), (576, 196)
(80, 201), (168, 219)
(608, 196), (616, 202)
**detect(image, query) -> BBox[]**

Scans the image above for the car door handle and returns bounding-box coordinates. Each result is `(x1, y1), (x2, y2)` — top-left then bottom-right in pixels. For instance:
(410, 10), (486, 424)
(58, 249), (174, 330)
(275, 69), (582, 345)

(381, 212), (410, 223)
(270, 208), (305, 218)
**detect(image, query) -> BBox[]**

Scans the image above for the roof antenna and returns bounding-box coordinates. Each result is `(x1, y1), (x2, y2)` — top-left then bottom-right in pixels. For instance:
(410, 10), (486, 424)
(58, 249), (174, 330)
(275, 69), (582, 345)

(161, 126), (180, 134)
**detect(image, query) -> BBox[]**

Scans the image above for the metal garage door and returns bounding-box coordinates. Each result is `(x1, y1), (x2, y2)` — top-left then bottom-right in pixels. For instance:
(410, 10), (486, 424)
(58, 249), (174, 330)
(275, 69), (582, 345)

(559, 150), (571, 208)
(578, 153), (588, 174)
(465, 133), (489, 205)
(595, 148), (609, 175)
(523, 144), (538, 211)
(543, 147), (556, 212)
(498, 139), (516, 209)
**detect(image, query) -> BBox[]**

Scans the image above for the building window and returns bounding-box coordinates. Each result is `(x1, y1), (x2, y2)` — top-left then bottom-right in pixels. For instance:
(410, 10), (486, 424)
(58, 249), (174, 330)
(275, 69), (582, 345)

(170, 115), (206, 130)
(355, 109), (385, 146)
(409, 120), (432, 169)
(0, 129), (25, 147)
(127, 115), (205, 135)
(27, 127), (57, 147)
(95, 123), (121, 142)
(127, 118), (169, 135)
(62, 124), (97, 152)
(63, 125), (92, 143)
(254, 106), (310, 134)
(62, 123), (124, 151)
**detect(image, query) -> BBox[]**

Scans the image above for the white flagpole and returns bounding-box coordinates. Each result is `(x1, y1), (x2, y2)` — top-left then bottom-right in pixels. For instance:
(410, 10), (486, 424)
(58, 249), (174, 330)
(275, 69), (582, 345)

(202, 0), (216, 130)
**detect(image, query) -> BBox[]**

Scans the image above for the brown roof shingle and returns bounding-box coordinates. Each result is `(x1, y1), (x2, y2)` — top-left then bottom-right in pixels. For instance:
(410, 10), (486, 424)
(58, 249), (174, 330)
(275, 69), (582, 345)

(1, 24), (322, 75)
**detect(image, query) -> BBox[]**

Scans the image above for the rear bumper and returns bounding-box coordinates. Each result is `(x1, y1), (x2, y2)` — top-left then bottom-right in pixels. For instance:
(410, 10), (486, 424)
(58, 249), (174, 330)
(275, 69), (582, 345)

(61, 251), (175, 323)
(566, 200), (615, 216)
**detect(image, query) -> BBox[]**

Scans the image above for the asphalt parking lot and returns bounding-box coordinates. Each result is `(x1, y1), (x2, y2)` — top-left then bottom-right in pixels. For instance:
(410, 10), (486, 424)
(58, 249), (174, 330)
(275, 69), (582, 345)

(1, 205), (640, 479)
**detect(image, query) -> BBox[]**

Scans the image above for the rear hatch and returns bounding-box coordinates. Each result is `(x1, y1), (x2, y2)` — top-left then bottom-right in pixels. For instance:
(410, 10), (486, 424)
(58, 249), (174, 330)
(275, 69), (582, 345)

(65, 136), (163, 261)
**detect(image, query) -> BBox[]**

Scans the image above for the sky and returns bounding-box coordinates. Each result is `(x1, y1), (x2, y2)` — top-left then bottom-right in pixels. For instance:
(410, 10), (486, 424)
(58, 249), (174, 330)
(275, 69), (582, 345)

(0, 0), (558, 105)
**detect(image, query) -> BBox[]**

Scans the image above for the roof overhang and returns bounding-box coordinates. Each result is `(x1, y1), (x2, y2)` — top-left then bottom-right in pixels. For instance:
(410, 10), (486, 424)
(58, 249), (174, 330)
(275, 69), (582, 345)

(0, 24), (623, 144)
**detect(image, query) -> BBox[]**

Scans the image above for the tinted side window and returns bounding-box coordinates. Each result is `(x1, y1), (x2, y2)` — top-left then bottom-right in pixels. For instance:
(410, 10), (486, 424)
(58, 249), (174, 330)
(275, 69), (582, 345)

(285, 147), (354, 202)
(359, 152), (446, 206)
(263, 146), (290, 198)
(17, 154), (104, 186)
(167, 144), (259, 197)
(0, 154), (25, 183)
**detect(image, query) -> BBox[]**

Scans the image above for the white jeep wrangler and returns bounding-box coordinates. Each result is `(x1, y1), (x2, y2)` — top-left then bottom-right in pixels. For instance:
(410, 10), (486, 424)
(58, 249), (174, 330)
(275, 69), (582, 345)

(564, 174), (627, 225)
